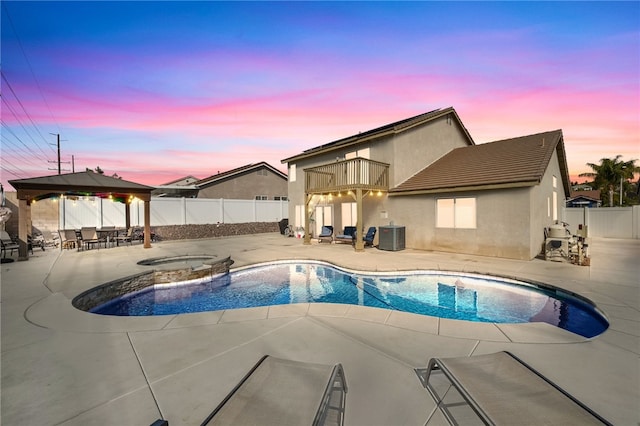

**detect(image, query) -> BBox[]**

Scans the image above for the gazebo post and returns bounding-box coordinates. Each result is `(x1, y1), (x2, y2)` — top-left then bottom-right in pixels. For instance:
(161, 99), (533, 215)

(125, 201), (131, 230)
(17, 199), (30, 260)
(143, 197), (151, 248)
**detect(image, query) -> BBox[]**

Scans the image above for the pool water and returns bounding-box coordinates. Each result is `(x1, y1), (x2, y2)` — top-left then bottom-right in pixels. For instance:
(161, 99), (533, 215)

(90, 261), (609, 338)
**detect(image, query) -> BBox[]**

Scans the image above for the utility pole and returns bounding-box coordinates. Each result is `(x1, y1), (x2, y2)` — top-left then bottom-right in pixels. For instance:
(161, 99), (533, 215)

(48, 133), (70, 174)
(56, 133), (61, 174)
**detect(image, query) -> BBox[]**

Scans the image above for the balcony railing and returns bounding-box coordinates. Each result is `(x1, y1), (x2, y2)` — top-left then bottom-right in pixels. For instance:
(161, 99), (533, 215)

(305, 158), (389, 194)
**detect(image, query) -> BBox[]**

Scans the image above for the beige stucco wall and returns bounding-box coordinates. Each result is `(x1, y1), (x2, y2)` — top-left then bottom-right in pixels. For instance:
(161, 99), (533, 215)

(529, 148), (568, 256)
(285, 113), (472, 229)
(197, 170), (287, 200)
(391, 116), (471, 185)
(378, 188), (532, 260)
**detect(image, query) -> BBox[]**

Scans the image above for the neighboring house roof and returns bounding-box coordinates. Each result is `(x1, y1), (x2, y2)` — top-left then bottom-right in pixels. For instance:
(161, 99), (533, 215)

(161, 175), (199, 186)
(569, 190), (601, 201)
(196, 162), (287, 188)
(390, 130), (571, 195)
(151, 184), (199, 197)
(281, 107), (474, 164)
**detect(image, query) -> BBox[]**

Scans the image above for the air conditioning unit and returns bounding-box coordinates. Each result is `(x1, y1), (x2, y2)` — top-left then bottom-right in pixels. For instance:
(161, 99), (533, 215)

(379, 225), (405, 251)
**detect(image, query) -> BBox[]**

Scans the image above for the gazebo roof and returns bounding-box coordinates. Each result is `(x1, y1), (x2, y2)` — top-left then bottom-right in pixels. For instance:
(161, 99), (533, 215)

(8, 171), (154, 202)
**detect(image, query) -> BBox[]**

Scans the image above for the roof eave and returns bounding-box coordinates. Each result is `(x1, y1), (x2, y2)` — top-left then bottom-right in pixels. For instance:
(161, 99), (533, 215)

(281, 107), (474, 164)
(388, 180), (539, 196)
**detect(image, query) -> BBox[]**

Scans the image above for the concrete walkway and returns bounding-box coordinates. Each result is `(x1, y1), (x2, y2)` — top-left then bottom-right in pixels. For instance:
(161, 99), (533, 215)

(1, 234), (638, 425)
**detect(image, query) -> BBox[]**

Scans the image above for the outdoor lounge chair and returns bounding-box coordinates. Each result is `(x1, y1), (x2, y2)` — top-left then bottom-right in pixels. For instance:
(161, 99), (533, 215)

(41, 230), (60, 248)
(1, 230), (19, 259)
(334, 226), (356, 244)
(115, 227), (134, 246)
(318, 226), (334, 243)
(361, 226), (377, 247)
(201, 355), (347, 426)
(59, 229), (78, 250)
(415, 351), (612, 426)
(80, 227), (101, 250)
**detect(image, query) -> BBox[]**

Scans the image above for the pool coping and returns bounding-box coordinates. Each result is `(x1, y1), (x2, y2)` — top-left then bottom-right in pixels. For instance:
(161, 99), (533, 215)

(51, 258), (606, 342)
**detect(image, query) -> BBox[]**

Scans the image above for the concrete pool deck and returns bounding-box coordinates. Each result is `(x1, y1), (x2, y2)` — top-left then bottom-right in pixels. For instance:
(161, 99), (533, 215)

(1, 234), (638, 425)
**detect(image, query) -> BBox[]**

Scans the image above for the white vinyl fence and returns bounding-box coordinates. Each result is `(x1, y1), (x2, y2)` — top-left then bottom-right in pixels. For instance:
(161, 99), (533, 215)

(57, 197), (638, 239)
(59, 197), (288, 229)
(562, 206), (640, 239)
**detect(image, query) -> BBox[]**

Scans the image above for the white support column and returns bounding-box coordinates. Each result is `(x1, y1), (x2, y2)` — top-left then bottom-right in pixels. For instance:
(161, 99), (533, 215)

(355, 188), (364, 251)
(304, 193), (312, 245)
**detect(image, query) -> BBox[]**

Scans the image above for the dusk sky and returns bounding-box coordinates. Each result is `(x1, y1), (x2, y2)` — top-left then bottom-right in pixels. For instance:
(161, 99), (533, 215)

(2, 1), (639, 190)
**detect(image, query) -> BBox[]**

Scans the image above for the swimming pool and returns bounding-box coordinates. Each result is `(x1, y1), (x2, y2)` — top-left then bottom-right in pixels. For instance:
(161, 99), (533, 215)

(90, 261), (609, 338)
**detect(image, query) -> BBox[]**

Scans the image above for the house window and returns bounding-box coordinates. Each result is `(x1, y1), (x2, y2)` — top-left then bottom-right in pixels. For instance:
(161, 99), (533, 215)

(436, 198), (476, 229)
(341, 202), (357, 226)
(553, 175), (557, 188)
(274, 196), (288, 201)
(257, 169), (268, 176)
(289, 164), (296, 182)
(255, 195), (268, 200)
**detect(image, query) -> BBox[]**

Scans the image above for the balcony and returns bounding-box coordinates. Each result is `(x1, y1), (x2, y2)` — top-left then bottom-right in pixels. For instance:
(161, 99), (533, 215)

(304, 158), (389, 194)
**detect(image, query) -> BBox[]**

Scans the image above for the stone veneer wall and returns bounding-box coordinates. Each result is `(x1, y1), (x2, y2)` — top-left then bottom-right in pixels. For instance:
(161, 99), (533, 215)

(73, 256), (234, 312)
(152, 222), (279, 241)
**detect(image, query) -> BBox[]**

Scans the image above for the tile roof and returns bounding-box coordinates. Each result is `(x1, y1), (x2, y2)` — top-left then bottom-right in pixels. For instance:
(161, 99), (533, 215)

(8, 171), (154, 202)
(195, 161), (287, 187)
(9, 171), (154, 192)
(281, 107), (474, 163)
(569, 190), (601, 201)
(390, 129), (570, 195)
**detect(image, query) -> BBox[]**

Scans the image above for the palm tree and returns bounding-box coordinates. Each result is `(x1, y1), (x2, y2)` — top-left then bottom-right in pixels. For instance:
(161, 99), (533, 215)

(579, 156), (638, 206)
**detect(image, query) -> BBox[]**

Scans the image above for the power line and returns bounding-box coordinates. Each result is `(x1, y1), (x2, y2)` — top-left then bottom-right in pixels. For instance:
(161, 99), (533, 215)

(0, 99), (51, 160)
(0, 165), (26, 179)
(1, 135), (48, 169)
(0, 118), (49, 160)
(1, 2), (62, 136)
(1, 71), (53, 156)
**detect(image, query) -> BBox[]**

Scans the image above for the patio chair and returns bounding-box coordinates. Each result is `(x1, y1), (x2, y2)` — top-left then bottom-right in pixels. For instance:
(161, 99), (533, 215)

(318, 226), (334, 243)
(1, 230), (19, 259)
(201, 355), (347, 426)
(115, 227), (134, 246)
(334, 226), (356, 244)
(80, 227), (101, 250)
(361, 226), (377, 247)
(59, 229), (78, 250)
(415, 351), (612, 425)
(98, 226), (116, 247)
(30, 233), (46, 251)
(41, 230), (60, 248)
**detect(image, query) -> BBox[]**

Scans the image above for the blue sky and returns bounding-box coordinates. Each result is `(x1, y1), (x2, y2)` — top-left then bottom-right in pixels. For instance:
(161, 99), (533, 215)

(2, 1), (638, 188)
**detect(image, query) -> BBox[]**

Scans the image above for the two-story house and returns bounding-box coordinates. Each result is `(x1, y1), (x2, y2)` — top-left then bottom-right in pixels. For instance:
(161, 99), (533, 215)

(281, 107), (570, 260)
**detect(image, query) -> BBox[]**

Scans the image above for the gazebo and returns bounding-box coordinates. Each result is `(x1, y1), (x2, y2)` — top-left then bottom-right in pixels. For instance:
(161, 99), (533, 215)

(8, 171), (155, 260)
